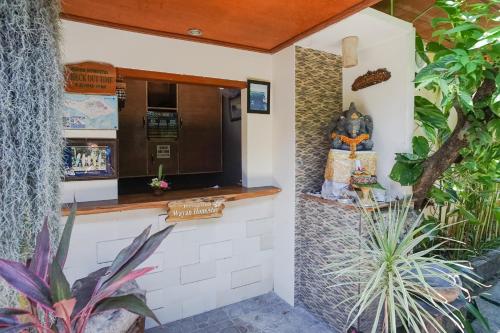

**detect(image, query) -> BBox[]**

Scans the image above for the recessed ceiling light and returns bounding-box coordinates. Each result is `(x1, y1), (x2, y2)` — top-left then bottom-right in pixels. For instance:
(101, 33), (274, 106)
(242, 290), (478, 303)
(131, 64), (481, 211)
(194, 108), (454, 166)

(187, 28), (203, 37)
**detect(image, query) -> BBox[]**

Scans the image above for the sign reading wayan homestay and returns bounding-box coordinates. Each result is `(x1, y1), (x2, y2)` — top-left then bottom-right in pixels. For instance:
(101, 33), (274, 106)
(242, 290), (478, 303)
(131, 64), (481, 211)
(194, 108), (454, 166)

(166, 198), (225, 222)
(65, 61), (116, 95)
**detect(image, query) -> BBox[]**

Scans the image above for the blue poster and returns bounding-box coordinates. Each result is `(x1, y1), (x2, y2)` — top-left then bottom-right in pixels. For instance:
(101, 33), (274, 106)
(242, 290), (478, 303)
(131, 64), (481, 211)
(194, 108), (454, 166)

(63, 93), (118, 130)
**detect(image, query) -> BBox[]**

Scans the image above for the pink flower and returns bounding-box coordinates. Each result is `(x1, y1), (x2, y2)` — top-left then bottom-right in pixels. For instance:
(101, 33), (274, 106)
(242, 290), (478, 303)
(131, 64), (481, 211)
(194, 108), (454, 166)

(160, 181), (169, 189)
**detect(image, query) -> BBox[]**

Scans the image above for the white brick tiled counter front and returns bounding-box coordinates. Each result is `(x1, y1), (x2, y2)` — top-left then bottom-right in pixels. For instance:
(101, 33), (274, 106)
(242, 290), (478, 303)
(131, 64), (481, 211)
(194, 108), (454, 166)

(62, 197), (275, 328)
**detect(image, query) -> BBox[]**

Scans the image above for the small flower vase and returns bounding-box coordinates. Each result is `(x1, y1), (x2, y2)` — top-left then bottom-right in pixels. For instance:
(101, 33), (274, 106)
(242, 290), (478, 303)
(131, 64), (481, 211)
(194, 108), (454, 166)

(153, 188), (164, 196)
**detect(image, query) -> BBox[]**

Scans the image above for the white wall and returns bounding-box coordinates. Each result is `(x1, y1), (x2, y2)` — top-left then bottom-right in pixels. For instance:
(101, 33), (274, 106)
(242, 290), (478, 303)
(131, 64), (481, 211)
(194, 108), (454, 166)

(61, 20), (274, 194)
(63, 198), (275, 328)
(62, 21), (272, 82)
(271, 46), (296, 305)
(343, 29), (415, 197)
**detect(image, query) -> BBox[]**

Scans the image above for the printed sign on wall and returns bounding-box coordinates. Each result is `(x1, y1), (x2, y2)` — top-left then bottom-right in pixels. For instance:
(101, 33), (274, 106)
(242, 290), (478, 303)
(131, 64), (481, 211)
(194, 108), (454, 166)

(65, 61), (116, 95)
(166, 198), (225, 222)
(63, 93), (118, 130)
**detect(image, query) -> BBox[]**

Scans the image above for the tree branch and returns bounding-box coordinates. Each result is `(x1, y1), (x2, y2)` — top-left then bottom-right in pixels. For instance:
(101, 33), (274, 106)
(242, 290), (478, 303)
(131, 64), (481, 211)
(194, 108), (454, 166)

(413, 104), (468, 208)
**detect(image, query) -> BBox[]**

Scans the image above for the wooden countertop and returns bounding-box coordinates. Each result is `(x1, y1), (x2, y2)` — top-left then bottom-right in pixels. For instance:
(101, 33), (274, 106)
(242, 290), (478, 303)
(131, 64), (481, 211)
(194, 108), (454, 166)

(61, 186), (281, 216)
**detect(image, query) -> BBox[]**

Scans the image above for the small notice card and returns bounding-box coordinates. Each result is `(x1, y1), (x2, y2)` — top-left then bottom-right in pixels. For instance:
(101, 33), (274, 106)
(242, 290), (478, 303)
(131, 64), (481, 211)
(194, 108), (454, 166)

(166, 198), (225, 222)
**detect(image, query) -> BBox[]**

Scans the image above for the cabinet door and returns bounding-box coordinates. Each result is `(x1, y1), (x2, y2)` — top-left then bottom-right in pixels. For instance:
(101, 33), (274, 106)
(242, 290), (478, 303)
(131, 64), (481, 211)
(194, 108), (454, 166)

(118, 79), (148, 177)
(178, 84), (222, 174)
(147, 141), (178, 176)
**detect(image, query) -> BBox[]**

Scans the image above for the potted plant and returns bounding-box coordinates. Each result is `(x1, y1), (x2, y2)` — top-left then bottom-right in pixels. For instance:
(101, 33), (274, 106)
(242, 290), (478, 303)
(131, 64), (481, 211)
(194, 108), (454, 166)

(0, 204), (174, 332)
(149, 164), (169, 196)
(325, 198), (489, 333)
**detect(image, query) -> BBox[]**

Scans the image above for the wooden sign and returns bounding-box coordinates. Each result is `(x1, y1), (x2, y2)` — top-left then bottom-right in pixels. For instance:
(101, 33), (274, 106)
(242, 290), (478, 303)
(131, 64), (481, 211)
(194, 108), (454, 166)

(65, 61), (116, 95)
(351, 68), (391, 91)
(166, 198), (225, 222)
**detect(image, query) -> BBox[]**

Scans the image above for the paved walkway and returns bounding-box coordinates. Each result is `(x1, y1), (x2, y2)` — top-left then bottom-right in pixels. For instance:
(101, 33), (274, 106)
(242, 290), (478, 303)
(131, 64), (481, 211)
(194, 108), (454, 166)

(146, 293), (336, 333)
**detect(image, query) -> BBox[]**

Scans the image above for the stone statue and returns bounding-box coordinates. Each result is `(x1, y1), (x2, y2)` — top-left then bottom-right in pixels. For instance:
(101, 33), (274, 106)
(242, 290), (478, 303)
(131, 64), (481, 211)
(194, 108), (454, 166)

(328, 102), (373, 158)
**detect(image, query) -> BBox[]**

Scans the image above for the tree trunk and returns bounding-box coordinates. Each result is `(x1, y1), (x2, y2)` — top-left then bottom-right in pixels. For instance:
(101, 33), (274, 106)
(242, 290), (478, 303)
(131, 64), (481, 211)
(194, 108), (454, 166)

(412, 77), (496, 209)
(413, 106), (468, 208)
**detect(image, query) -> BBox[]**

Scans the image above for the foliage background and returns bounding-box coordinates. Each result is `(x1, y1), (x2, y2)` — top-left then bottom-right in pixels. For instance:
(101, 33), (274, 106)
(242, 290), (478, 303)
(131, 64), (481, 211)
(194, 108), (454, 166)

(0, 0), (64, 306)
(389, 0), (499, 259)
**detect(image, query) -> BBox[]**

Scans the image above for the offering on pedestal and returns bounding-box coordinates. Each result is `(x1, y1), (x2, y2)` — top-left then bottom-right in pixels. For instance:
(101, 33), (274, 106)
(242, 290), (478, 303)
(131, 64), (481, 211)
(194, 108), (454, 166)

(350, 161), (384, 206)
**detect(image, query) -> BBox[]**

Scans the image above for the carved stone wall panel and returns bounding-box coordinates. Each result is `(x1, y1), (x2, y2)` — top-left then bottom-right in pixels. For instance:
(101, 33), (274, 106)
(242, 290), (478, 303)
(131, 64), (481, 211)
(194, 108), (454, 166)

(295, 46), (343, 197)
(295, 46), (358, 331)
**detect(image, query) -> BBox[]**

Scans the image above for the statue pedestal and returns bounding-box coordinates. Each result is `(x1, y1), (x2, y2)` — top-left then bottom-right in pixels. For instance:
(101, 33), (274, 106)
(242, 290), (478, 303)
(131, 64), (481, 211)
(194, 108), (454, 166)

(321, 149), (377, 199)
(324, 149), (377, 183)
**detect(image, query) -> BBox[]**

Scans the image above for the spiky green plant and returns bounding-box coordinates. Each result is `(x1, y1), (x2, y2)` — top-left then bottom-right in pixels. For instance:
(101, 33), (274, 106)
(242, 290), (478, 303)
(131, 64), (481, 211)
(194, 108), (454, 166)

(325, 199), (482, 333)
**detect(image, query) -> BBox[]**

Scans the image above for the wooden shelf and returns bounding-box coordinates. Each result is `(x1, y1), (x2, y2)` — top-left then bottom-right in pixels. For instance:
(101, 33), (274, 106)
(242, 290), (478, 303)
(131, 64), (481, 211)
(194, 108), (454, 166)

(300, 193), (390, 212)
(61, 186), (280, 216)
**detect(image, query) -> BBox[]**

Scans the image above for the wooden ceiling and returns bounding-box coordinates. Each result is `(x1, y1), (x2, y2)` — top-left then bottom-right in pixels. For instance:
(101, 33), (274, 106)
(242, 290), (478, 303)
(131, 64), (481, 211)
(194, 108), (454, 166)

(60, 0), (381, 53)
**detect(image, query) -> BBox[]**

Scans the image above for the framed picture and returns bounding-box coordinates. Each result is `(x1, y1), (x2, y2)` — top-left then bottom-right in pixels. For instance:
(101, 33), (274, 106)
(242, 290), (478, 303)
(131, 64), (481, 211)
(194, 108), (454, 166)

(63, 93), (118, 130)
(247, 80), (270, 114)
(229, 95), (241, 121)
(63, 139), (118, 180)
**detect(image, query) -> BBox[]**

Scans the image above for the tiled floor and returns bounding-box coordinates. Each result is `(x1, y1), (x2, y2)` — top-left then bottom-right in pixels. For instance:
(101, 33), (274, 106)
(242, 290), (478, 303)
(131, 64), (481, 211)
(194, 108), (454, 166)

(146, 293), (336, 333)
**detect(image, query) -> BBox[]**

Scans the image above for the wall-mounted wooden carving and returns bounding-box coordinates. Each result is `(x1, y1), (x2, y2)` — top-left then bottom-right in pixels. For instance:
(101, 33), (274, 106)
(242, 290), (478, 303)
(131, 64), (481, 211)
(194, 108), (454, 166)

(65, 61), (116, 94)
(351, 68), (391, 91)
(166, 197), (225, 222)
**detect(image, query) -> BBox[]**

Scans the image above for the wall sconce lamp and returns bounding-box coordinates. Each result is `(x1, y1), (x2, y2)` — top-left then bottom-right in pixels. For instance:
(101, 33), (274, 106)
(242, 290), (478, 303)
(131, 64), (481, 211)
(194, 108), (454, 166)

(342, 36), (359, 68)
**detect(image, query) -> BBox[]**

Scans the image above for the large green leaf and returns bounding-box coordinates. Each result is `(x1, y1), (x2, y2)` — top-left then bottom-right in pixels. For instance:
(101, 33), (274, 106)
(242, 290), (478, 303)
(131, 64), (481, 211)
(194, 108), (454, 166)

(412, 136), (430, 158)
(94, 294), (160, 324)
(394, 153), (424, 163)
(55, 202), (77, 269)
(429, 186), (454, 205)
(487, 118), (500, 139)
(389, 160), (424, 186)
(470, 26), (500, 49)
(415, 54), (456, 84)
(415, 35), (430, 65)
(50, 260), (71, 303)
(454, 310), (474, 333)
(414, 96), (449, 129)
(443, 23), (481, 36)
(420, 216), (440, 240)
(426, 41), (448, 53)
(459, 90), (474, 110)
(465, 301), (490, 331)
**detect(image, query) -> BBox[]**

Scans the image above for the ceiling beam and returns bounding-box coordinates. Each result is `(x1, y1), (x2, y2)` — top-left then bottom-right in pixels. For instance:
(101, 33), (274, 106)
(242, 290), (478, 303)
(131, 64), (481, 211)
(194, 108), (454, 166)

(116, 67), (248, 89)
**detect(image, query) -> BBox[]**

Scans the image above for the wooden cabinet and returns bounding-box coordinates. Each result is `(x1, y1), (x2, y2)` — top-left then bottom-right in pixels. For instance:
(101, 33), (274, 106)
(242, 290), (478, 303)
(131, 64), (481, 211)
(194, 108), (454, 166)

(119, 80), (222, 178)
(118, 79), (148, 178)
(178, 84), (222, 174)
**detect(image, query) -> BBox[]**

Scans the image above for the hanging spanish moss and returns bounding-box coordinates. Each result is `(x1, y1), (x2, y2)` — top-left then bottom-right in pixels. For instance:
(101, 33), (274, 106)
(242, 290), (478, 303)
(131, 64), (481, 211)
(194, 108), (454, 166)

(0, 0), (64, 306)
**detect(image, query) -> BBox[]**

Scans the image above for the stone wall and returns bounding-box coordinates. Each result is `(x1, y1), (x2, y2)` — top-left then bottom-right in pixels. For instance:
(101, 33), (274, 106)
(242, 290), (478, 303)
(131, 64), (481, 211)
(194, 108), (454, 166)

(296, 196), (364, 331)
(294, 46), (372, 332)
(294, 46), (353, 330)
(295, 46), (343, 196)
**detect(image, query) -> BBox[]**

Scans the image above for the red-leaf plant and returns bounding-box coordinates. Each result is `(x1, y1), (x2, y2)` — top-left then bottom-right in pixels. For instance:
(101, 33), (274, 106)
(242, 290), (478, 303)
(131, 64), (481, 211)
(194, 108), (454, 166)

(0, 204), (174, 333)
